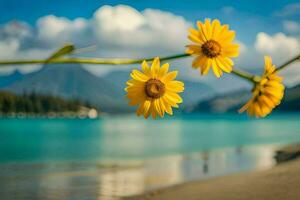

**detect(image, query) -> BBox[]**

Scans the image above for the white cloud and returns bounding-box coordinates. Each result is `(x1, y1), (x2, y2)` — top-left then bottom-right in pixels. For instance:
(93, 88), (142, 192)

(37, 15), (72, 44)
(0, 39), (19, 58)
(254, 32), (300, 87)
(32, 5), (191, 55)
(0, 44), (51, 73)
(1, 21), (32, 39)
(93, 5), (145, 32)
(0, 5), (192, 75)
(283, 20), (300, 34)
(274, 3), (300, 17)
(91, 5), (190, 54)
(37, 15), (90, 47)
(0, 21), (53, 73)
(255, 32), (300, 61)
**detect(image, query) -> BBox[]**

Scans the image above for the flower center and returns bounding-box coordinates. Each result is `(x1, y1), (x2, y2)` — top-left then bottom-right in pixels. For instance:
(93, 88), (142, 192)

(201, 40), (221, 58)
(145, 79), (165, 99)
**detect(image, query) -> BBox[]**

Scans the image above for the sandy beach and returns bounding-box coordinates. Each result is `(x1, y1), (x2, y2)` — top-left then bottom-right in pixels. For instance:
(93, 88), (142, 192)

(126, 157), (300, 200)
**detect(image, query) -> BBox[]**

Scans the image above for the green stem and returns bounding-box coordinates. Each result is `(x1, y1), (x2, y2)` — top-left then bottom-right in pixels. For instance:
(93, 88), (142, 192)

(0, 53), (190, 66)
(0, 52), (258, 82)
(231, 69), (258, 83)
(275, 54), (300, 72)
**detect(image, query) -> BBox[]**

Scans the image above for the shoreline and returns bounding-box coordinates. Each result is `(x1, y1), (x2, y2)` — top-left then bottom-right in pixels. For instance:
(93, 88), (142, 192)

(125, 144), (300, 200)
(1, 143), (300, 199)
(126, 159), (300, 200)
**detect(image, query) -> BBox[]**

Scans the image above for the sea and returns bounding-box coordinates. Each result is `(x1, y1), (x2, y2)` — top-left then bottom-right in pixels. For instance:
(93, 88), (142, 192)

(1, 113), (300, 200)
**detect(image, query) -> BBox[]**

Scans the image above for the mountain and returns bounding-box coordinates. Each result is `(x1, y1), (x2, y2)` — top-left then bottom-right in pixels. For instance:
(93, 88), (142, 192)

(277, 84), (300, 111)
(2, 64), (129, 113)
(179, 79), (214, 108)
(0, 65), (216, 113)
(188, 84), (300, 113)
(0, 71), (24, 87)
(187, 90), (250, 113)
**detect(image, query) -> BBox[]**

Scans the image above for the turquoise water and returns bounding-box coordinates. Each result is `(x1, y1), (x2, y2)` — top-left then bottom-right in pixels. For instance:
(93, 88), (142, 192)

(1, 114), (300, 199)
(1, 113), (300, 163)
(0, 114), (300, 163)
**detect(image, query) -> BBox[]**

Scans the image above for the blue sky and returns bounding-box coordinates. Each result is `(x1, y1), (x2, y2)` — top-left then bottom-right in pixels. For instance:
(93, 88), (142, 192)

(0, 0), (299, 24)
(0, 0), (299, 44)
(0, 0), (299, 87)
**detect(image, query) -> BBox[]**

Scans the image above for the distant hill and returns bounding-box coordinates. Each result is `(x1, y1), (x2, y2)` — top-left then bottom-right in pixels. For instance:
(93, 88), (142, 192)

(0, 71), (24, 87)
(0, 65), (215, 113)
(4, 64), (299, 114)
(0, 90), (95, 114)
(188, 84), (300, 113)
(277, 84), (300, 111)
(2, 64), (129, 113)
(186, 90), (249, 113)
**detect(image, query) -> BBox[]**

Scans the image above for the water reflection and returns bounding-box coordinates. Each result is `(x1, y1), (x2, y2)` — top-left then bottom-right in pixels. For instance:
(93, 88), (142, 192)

(98, 168), (145, 199)
(0, 144), (278, 200)
(201, 151), (209, 173)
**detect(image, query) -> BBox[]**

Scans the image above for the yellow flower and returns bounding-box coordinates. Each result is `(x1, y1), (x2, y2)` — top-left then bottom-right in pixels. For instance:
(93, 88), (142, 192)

(125, 57), (184, 119)
(186, 19), (239, 78)
(239, 56), (285, 118)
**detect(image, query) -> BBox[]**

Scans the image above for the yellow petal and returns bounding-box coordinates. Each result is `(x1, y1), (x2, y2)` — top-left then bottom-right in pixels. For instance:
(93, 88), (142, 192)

(192, 55), (206, 68)
(166, 80), (184, 93)
(136, 100), (151, 118)
(131, 69), (149, 82)
(141, 60), (151, 76)
(162, 96), (173, 115)
(165, 92), (183, 103)
(151, 106), (157, 119)
(197, 21), (209, 41)
(186, 44), (202, 55)
(253, 102), (263, 117)
(216, 24), (229, 39)
(217, 56), (233, 72)
(188, 33), (204, 44)
(247, 104), (255, 116)
(204, 18), (212, 39)
(143, 100), (151, 118)
(198, 58), (210, 75)
(264, 56), (272, 69)
(269, 74), (283, 82)
(158, 63), (169, 79)
(212, 59), (222, 78)
(164, 93), (179, 108)
(218, 30), (235, 44)
(151, 57), (160, 78)
(188, 27), (199, 36)
(211, 19), (221, 39)
(259, 102), (271, 117)
(222, 44), (239, 57)
(238, 99), (253, 113)
(136, 102), (145, 116)
(153, 99), (163, 118)
(159, 98), (166, 117)
(188, 28), (206, 44)
(258, 95), (275, 108)
(215, 58), (232, 73)
(162, 71), (178, 82)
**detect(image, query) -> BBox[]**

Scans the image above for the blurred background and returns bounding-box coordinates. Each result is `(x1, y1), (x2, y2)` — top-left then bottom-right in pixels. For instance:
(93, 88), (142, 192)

(0, 0), (300, 199)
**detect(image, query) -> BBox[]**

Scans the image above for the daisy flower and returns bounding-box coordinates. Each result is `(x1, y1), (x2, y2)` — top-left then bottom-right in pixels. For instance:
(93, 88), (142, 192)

(186, 19), (239, 78)
(125, 57), (184, 119)
(239, 56), (285, 117)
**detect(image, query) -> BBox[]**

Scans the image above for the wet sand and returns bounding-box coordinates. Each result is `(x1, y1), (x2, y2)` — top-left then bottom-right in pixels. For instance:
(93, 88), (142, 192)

(126, 157), (300, 200)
